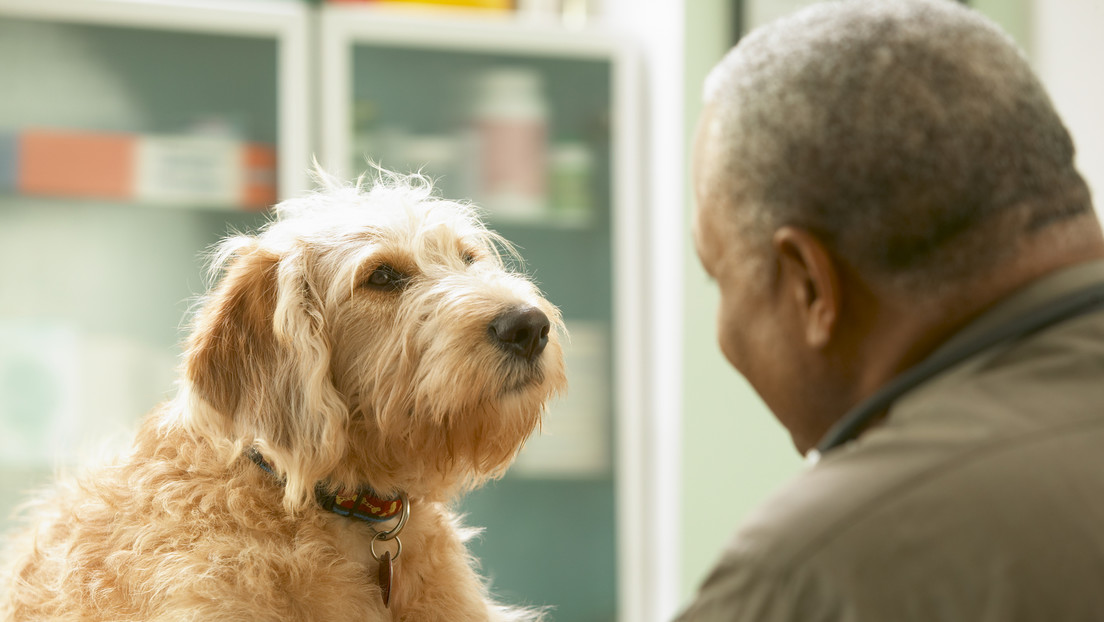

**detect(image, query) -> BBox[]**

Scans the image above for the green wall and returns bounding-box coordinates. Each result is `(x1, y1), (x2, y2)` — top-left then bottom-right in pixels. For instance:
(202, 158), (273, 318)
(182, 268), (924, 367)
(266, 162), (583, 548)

(972, 0), (1033, 55)
(678, 0), (803, 606)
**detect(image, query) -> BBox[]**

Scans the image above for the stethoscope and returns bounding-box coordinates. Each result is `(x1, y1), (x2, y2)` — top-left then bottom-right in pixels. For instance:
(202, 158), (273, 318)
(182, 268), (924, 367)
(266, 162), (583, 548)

(808, 280), (1104, 463)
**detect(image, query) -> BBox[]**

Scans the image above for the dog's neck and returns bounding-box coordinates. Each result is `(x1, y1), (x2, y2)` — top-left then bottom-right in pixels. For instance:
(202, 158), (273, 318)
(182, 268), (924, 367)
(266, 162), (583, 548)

(248, 447), (410, 608)
(246, 447), (404, 523)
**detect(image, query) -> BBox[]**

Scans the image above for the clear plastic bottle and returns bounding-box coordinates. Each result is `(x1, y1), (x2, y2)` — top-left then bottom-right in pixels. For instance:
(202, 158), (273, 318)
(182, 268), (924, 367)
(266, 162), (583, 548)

(549, 140), (594, 225)
(470, 67), (549, 221)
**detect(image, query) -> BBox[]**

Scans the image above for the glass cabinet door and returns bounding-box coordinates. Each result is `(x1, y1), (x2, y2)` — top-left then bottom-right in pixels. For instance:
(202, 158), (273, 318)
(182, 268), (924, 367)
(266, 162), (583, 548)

(322, 10), (640, 622)
(0, 0), (308, 527)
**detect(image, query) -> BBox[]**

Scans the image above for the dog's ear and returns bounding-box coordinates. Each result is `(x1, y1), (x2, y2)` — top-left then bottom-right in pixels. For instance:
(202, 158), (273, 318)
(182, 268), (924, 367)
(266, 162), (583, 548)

(267, 251), (351, 506)
(185, 242), (349, 510)
(185, 243), (280, 422)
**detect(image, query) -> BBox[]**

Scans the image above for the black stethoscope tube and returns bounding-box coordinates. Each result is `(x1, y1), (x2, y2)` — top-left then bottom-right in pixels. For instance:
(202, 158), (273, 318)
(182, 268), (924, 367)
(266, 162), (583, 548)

(814, 281), (1104, 455)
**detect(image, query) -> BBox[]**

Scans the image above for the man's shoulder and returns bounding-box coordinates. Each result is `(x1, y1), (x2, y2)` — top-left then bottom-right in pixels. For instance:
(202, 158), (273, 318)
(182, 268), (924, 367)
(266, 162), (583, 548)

(687, 360), (1104, 621)
(719, 435), (944, 572)
(682, 415), (1104, 621)
(679, 271), (1104, 620)
(675, 442), (937, 621)
(732, 304), (1104, 568)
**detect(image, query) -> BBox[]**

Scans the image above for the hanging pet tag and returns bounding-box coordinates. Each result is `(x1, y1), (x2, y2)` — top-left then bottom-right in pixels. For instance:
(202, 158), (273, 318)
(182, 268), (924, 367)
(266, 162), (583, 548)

(377, 549), (394, 607)
(371, 530), (403, 608)
(369, 494), (408, 609)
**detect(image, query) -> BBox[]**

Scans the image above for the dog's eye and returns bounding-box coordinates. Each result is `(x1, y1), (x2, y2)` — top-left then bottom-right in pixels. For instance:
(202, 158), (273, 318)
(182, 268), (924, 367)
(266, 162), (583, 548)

(363, 265), (406, 291)
(462, 251), (477, 266)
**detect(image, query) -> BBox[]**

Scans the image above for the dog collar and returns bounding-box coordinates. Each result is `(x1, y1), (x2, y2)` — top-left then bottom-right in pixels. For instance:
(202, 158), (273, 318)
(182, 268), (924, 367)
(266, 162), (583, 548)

(246, 448), (404, 523)
(246, 448), (409, 608)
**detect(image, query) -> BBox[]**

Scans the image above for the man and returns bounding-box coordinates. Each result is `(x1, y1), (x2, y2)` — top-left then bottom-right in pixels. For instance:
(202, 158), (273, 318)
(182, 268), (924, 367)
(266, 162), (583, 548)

(680, 0), (1104, 620)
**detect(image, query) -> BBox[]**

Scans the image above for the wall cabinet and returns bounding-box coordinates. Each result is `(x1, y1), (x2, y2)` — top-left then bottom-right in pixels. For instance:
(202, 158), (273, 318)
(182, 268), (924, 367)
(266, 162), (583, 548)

(0, 2), (642, 620)
(0, 0), (309, 521)
(320, 8), (641, 621)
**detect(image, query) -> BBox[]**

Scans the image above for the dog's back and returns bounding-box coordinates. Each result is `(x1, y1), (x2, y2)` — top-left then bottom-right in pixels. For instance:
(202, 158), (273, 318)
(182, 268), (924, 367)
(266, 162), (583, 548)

(2, 410), (391, 621)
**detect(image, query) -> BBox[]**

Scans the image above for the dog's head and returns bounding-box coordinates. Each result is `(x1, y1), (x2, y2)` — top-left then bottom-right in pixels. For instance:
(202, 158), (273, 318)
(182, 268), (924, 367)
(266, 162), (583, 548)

(180, 172), (566, 507)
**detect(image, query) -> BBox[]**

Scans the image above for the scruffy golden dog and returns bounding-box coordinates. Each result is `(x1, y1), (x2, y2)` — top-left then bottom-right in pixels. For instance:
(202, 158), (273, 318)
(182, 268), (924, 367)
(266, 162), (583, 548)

(0, 173), (567, 621)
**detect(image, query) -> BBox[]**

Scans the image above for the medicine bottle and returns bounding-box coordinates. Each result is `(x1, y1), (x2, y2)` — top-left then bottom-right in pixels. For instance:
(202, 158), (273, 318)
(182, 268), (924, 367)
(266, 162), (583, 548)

(471, 67), (549, 220)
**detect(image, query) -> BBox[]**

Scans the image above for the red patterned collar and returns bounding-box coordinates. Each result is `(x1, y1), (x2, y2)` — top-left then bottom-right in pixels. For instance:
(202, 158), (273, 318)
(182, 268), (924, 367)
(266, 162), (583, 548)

(247, 448), (404, 523)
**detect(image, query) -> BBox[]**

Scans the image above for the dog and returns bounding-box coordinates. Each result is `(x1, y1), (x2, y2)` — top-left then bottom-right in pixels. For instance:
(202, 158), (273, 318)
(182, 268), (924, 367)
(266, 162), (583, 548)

(0, 171), (567, 621)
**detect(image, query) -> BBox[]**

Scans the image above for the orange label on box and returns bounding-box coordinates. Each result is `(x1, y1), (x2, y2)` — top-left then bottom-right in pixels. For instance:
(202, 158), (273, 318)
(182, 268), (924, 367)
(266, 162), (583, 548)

(242, 143), (277, 209)
(20, 130), (134, 200)
(377, 0), (512, 9)
(327, 0), (512, 7)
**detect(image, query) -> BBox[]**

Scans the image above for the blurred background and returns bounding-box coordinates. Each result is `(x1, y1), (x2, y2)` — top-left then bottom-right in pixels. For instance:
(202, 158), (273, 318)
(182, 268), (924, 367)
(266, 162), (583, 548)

(0, 0), (1100, 620)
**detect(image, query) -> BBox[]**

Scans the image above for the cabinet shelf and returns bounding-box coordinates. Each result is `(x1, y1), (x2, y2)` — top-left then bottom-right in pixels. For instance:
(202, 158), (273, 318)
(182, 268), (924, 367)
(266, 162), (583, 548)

(1, 3), (645, 620)
(0, 0), (310, 201)
(320, 11), (641, 620)
(0, 0), (307, 495)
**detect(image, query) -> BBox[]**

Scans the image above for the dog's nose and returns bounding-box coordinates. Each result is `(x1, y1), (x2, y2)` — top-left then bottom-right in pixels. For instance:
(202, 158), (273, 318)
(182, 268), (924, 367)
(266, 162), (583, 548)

(488, 306), (550, 361)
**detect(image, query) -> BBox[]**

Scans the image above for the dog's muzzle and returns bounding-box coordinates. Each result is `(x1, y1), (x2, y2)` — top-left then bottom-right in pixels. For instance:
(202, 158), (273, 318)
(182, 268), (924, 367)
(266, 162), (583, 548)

(488, 305), (550, 362)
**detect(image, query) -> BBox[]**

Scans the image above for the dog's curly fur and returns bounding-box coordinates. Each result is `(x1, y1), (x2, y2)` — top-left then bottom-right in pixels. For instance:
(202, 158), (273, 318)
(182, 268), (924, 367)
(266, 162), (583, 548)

(0, 172), (567, 621)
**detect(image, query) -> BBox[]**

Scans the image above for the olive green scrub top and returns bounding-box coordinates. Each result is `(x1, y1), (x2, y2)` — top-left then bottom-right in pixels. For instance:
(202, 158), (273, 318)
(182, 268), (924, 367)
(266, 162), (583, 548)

(677, 261), (1104, 621)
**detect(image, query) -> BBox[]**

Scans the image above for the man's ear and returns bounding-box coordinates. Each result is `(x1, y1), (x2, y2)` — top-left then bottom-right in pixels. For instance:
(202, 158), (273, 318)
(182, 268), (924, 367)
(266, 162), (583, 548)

(772, 226), (841, 348)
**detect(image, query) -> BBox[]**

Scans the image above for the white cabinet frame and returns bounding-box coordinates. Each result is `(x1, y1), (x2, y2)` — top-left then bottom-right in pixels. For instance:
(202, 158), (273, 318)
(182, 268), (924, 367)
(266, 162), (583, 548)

(0, 1), (668, 617)
(0, 0), (312, 201)
(318, 8), (654, 620)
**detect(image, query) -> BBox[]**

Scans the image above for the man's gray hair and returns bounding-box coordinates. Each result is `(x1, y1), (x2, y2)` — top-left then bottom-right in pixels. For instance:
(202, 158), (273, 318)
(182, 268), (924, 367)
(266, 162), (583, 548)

(702, 0), (1093, 292)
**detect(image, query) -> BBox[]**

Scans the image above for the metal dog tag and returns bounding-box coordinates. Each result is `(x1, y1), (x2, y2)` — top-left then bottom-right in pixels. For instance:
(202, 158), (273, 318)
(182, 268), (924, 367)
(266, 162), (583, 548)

(378, 550), (394, 607)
